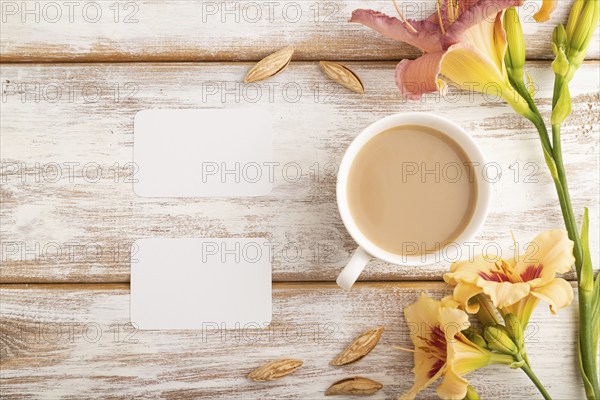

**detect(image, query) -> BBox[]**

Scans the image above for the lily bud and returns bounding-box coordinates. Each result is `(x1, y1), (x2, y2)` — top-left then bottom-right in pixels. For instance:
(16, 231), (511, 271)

(504, 313), (525, 350)
(565, 0), (600, 80)
(552, 24), (567, 54)
(464, 385), (481, 400)
(472, 333), (488, 350)
(484, 325), (519, 356)
(552, 25), (570, 78)
(566, 0), (586, 39)
(568, 0), (599, 52)
(503, 7), (526, 82)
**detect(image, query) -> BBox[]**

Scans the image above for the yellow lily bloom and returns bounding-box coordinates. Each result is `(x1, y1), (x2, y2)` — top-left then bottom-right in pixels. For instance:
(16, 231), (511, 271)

(439, 13), (531, 116)
(534, 0), (558, 22)
(402, 294), (513, 400)
(444, 230), (575, 326)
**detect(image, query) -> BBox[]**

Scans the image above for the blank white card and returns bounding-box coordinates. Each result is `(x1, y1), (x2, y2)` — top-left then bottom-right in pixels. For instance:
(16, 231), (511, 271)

(133, 109), (273, 197)
(131, 238), (272, 330)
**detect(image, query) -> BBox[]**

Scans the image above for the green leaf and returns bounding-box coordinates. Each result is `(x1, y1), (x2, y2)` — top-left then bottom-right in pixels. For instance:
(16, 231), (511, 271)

(592, 249), (600, 355)
(551, 83), (572, 125)
(577, 339), (595, 400)
(580, 208), (594, 292)
(578, 208), (599, 398)
(552, 48), (569, 77)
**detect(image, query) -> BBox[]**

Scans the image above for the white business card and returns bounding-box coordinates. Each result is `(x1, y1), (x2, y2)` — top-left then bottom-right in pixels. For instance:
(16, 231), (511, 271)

(130, 238), (272, 330)
(133, 108), (273, 197)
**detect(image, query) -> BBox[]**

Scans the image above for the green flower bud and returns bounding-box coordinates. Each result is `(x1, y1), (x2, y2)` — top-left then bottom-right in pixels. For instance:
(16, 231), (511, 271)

(472, 333), (488, 349)
(551, 83), (572, 125)
(503, 7), (526, 81)
(484, 325), (519, 356)
(568, 0), (599, 53)
(504, 313), (525, 350)
(464, 385), (481, 400)
(564, 0), (600, 81)
(553, 24), (567, 51)
(566, 0), (586, 39)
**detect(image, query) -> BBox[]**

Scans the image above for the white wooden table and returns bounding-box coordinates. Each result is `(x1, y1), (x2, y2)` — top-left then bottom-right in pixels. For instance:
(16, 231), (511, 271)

(1, 1), (598, 398)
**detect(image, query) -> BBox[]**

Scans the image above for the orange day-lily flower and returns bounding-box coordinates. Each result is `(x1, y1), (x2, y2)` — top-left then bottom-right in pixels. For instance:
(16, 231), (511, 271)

(444, 230), (575, 326)
(401, 293), (514, 400)
(350, 0), (536, 116)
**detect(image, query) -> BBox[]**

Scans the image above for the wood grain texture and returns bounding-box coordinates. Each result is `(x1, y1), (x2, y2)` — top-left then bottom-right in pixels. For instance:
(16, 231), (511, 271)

(1, 61), (599, 283)
(0, 282), (586, 399)
(1, 0), (598, 62)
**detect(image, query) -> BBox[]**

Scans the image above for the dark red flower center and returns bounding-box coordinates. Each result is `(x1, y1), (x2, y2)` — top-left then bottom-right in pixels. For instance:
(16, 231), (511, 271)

(478, 271), (511, 282)
(418, 325), (448, 378)
(520, 264), (544, 282)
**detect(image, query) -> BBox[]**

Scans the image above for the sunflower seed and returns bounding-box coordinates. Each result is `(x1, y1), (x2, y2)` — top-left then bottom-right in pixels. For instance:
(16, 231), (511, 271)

(325, 377), (383, 396)
(247, 358), (303, 381)
(330, 326), (384, 366)
(319, 61), (364, 94)
(244, 46), (295, 83)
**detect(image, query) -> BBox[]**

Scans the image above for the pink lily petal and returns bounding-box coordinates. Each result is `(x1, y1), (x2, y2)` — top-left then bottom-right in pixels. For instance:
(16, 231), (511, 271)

(395, 52), (446, 99)
(350, 9), (444, 53)
(443, 0), (524, 48)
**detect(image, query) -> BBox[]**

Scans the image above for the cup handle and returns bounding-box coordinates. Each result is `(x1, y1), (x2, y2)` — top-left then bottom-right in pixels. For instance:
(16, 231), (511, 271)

(336, 247), (372, 290)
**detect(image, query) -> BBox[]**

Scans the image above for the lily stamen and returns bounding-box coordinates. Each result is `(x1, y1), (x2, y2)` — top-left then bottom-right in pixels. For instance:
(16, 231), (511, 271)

(448, 0), (455, 23)
(392, 0), (418, 33)
(436, 0), (447, 35)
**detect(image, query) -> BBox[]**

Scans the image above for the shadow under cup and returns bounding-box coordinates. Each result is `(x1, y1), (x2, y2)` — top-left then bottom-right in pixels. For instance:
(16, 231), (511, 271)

(337, 113), (491, 268)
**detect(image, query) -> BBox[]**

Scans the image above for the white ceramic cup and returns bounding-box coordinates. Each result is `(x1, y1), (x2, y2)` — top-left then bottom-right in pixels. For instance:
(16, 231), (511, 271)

(336, 112), (491, 290)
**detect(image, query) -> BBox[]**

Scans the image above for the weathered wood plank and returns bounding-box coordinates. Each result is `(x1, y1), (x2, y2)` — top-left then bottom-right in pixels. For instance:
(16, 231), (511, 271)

(1, 62), (599, 283)
(0, 282), (585, 399)
(0, 0), (598, 62)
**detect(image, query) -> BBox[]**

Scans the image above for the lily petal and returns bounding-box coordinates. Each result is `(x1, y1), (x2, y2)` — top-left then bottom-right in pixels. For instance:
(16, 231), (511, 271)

(449, 281), (483, 313)
(350, 9), (443, 53)
(447, 255), (507, 283)
(441, 295), (461, 309)
(436, 366), (469, 400)
(395, 52), (445, 99)
(451, 338), (492, 374)
(479, 281), (530, 308)
(438, 307), (471, 335)
(401, 364), (445, 400)
(534, 0), (558, 23)
(443, 0), (525, 48)
(441, 42), (530, 115)
(404, 293), (442, 339)
(531, 278), (574, 314)
(515, 229), (575, 286)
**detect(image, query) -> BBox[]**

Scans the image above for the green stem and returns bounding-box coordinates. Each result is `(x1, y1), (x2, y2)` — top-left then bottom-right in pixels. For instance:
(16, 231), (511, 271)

(530, 117), (599, 399)
(526, 110), (554, 158)
(512, 77), (543, 119)
(551, 124), (584, 271)
(490, 352), (517, 366)
(550, 124), (599, 400)
(521, 363), (553, 400)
